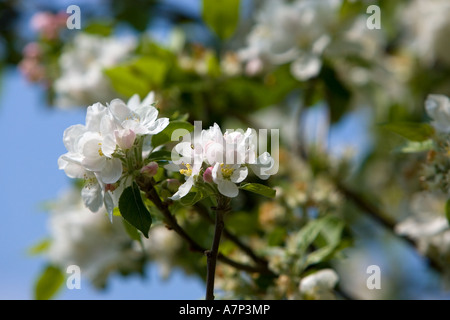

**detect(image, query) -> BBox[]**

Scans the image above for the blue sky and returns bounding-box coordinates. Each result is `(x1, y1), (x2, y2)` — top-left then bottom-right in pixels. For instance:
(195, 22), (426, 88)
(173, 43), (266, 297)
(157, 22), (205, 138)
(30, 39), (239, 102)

(0, 68), (205, 299)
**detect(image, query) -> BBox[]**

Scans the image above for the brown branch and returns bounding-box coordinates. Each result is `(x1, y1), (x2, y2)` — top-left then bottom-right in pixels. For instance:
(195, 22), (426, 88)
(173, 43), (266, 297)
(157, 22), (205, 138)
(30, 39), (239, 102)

(336, 181), (444, 274)
(205, 197), (229, 300)
(136, 175), (273, 275)
(194, 203), (270, 269)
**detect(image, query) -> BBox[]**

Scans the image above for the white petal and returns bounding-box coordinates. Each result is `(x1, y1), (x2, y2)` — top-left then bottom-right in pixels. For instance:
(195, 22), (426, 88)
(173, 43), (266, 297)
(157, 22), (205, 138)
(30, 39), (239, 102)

(81, 183), (103, 212)
(250, 152), (275, 180)
(109, 98), (131, 123)
(231, 166), (248, 183)
(100, 114), (118, 136)
(62, 124), (86, 152)
(426, 94), (450, 132)
(147, 117), (169, 135)
(218, 180), (239, 198)
(81, 138), (106, 171)
(290, 54), (322, 81)
(164, 162), (182, 172)
(174, 142), (194, 158)
(104, 191), (114, 223)
(121, 119), (146, 135)
(170, 176), (194, 200)
(212, 163), (222, 182)
(58, 156), (86, 178)
(141, 91), (155, 107)
(101, 134), (117, 157)
(99, 158), (123, 184)
(136, 106), (158, 129)
(127, 94), (141, 111)
(86, 102), (107, 131)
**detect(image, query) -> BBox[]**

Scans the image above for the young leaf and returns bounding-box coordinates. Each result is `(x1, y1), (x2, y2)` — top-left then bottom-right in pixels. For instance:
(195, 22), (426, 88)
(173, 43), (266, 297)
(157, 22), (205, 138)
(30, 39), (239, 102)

(394, 140), (434, 153)
(445, 199), (450, 226)
(28, 239), (51, 256)
(118, 182), (152, 238)
(381, 122), (435, 142)
(147, 150), (173, 162)
(122, 219), (142, 242)
(151, 120), (194, 148)
(240, 183), (276, 198)
(202, 0), (240, 40)
(34, 265), (65, 300)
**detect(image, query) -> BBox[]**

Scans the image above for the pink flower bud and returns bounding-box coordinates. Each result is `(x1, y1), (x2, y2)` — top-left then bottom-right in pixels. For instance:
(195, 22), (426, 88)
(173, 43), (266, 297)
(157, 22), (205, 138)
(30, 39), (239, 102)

(141, 162), (159, 177)
(203, 166), (214, 183)
(115, 129), (136, 150)
(245, 58), (263, 76)
(23, 42), (42, 59)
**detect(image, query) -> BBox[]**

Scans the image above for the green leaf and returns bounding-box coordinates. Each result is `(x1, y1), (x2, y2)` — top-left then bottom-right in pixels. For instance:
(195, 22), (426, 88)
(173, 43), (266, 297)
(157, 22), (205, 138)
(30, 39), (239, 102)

(151, 120), (194, 148)
(84, 21), (114, 36)
(381, 122), (435, 142)
(34, 265), (65, 300)
(306, 217), (345, 266)
(294, 218), (327, 254)
(268, 227), (287, 246)
(122, 219), (142, 242)
(147, 150), (173, 161)
(180, 188), (211, 207)
(202, 0), (240, 40)
(118, 182), (152, 238)
(446, 199), (450, 226)
(131, 56), (168, 87)
(321, 65), (352, 123)
(28, 239), (51, 256)
(240, 183), (276, 198)
(395, 140), (434, 153)
(104, 65), (149, 98)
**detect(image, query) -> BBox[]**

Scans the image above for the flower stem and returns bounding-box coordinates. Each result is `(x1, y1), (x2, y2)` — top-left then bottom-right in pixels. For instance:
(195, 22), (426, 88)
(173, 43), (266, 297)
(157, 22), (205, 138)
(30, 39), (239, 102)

(205, 196), (230, 300)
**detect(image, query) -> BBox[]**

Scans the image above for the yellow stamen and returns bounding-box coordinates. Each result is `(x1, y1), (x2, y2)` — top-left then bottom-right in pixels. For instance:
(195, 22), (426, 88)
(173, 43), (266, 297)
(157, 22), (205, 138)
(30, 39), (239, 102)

(220, 164), (234, 179)
(98, 142), (104, 157)
(179, 163), (193, 176)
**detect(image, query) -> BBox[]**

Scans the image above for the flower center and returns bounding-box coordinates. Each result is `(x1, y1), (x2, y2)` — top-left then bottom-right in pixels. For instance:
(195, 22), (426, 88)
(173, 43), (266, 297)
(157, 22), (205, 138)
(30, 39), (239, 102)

(98, 142), (104, 157)
(179, 163), (193, 177)
(220, 164), (234, 179)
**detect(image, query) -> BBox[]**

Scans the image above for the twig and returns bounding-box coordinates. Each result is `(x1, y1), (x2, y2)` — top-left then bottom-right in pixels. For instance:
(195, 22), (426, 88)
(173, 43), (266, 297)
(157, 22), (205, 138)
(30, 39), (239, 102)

(336, 181), (444, 273)
(205, 196), (229, 300)
(194, 203), (270, 268)
(136, 175), (272, 275)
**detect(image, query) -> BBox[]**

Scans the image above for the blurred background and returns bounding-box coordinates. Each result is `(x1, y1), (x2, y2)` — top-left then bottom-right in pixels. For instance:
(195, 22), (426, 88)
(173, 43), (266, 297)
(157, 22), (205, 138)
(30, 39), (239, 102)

(1, 0), (450, 300)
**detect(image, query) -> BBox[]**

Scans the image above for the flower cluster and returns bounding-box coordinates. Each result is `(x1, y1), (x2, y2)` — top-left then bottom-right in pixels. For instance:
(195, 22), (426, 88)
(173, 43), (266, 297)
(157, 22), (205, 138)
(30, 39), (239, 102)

(58, 91), (169, 218)
(418, 95), (450, 192)
(46, 188), (182, 288)
(167, 123), (276, 199)
(239, 0), (384, 81)
(54, 33), (136, 107)
(30, 11), (68, 40)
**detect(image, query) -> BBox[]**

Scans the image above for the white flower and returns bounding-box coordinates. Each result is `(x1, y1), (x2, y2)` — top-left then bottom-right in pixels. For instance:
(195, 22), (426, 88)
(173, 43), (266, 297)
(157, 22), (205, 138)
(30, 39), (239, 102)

(212, 163), (248, 198)
(59, 91), (169, 216)
(249, 152), (275, 180)
(169, 162), (202, 200)
(396, 192), (448, 240)
(168, 123), (276, 199)
(109, 92), (169, 135)
(425, 94), (450, 133)
(299, 269), (339, 300)
(54, 33), (136, 107)
(402, 0), (450, 66)
(239, 0), (341, 81)
(46, 188), (145, 288)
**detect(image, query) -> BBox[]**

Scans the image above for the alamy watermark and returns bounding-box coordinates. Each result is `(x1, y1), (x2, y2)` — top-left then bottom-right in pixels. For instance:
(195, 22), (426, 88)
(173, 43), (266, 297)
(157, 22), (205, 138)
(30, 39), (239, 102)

(169, 121), (280, 176)
(366, 265), (381, 290)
